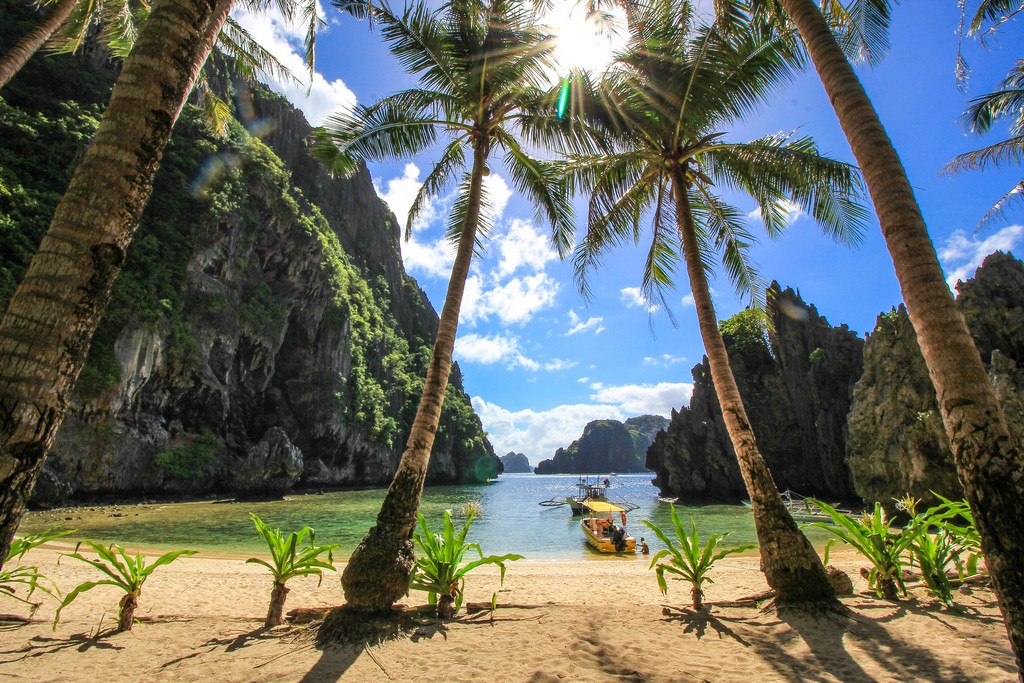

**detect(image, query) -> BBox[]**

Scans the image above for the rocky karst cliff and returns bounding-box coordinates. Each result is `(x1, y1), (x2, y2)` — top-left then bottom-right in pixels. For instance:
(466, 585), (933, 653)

(847, 251), (1024, 504)
(0, 13), (497, 504)
(534, 416), (668, 474)
(500, 452), (531, 473)
(646, 284), (864, 502)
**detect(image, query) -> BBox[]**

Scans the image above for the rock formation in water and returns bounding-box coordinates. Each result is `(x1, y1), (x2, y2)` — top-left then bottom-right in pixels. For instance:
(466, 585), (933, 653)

(847, 251), (1024, 503)
(500, 452), (532, 473)
(646, 283), (864, 502)
(534, 416), (668, 474)
(0, 17), (497, 504)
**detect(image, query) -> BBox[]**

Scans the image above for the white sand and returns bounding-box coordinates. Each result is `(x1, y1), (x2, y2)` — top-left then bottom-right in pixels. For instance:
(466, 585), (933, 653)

(0, 546), (1017, 682)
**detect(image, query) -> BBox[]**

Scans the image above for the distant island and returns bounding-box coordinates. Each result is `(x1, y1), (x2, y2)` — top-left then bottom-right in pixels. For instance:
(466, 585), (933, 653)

(500, 452), (532, 473)
(534, 415), (669, 474)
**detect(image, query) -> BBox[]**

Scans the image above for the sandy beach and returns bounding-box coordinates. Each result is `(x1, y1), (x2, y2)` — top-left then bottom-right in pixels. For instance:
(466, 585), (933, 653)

(0, 545), (1017, 682)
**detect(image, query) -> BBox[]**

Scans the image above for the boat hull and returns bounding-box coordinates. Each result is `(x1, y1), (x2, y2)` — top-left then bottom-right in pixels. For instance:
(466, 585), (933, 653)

(581, 519), (636, 553)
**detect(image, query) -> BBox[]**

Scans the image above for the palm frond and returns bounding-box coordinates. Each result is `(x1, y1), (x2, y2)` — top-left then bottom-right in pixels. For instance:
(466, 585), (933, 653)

(976, 180), (1024, 232)
(446, 172), (493, 258)
(499, 132), (575, 258)
(218, 17), (302, 89)
(945, 135), (1024, 173)
(407, 138), (467, 239)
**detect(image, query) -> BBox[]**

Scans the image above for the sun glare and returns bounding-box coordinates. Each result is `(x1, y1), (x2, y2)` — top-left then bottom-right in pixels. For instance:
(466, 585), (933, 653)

(544, 3), (626, 76)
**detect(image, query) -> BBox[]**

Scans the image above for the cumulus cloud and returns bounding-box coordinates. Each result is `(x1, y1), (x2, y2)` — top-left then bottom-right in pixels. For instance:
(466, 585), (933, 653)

(461, 271), (560, 326)
(231, 5), (356, 126)
(588, 381), (693, 415)
(620, 287), (660, 313)
(643, 354), (687, 367)
(484, 173), (513, 222)
(680, 287), (717, 307)
(471, 397), (626, 465)
(472, 380), (692, 464)
(565, 310), (604, 336)
(496, 219), (557, 276)
(375, 163), (441, 234)
(374, 164), (454, 278)
(747, 198), (805, 227)
(455, 333), (571, 372)
(939, 225), (1024, 289)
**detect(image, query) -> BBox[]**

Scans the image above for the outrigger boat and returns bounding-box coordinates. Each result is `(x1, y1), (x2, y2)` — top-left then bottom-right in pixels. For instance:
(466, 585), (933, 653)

(741, 489), (854, 522)
(539, 477), (639, 516)
(581, 500), (637, 553)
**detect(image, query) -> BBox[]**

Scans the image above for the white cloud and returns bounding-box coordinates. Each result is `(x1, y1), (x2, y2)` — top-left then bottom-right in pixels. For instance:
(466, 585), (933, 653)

(471, 397), (626, 466)
(400, 234), (456, 279)
(495, 219), (557, 276)
(589, 381), (693, 415)
(620, 287), (660, 313)
(455, 332), (571, 372)
(462, 272), (560, 326)
(472, 380), (690, 465)
(565, 310), (604, 336)
(939, 225), (1024, 289)
(577, 377), (590, 383)
(484, 173), (513, 222)
(643, 354), (687, 367)
(230, 6), (356, 126)
(747, 198), (805, 227)
(375, 163), (440, 234)
(455, 333), (519, 364)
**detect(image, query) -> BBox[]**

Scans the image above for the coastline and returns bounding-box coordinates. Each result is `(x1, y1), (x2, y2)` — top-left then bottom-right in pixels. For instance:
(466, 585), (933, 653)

(0, 547), (1016, 682)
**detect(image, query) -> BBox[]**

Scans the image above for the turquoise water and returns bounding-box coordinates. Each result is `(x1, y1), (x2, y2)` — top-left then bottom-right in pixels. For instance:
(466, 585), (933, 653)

(20, 473), (833, 560)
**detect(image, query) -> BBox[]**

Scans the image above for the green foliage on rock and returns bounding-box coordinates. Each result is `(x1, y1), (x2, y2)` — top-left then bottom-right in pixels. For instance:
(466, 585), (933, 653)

(154, 430), (222, 482)
(718, 309), (770, 355)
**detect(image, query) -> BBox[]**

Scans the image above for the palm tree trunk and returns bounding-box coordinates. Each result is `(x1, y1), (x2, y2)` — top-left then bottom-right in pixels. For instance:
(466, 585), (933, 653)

(672, 169), (836, 604)
(0, 0), (233, 570)
(0, 0), (79, 90)
(117, 590), (139, 632)
(266, 581), (289, 627)
(340, 137), (490, 613)
(780, 0), (1024, 669)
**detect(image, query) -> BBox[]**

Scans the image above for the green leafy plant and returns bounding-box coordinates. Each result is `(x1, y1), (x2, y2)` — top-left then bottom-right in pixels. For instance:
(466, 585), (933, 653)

(642, 505), (754, 611)
(410, 510), (523, 619)
(55, 542), (196, 631)
(1, 527), (72, 613)
(933, 495), (984, 581)
(246, 513), (338, 627)
(807, 499), (924, 600)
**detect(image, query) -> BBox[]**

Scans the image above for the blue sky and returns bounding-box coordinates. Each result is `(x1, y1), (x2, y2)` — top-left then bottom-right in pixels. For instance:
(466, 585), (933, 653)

(233, 2), (1024, 466)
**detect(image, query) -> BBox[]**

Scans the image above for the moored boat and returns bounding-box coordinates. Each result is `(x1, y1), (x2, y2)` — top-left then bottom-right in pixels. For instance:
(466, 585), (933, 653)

(539, 477), (639, 515)
(741, 489), (854, 522)
(581, 500), (637, 553)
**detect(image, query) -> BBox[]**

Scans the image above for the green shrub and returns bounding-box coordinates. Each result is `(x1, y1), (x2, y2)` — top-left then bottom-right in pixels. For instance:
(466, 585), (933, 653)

(247, 513), (338, 627)
(410, 510), (523, 619)
(55, 542), (196, 631)
(1, 527), (72, 614)
(154, 429), (221, 482)
(643, 505), (754, 611)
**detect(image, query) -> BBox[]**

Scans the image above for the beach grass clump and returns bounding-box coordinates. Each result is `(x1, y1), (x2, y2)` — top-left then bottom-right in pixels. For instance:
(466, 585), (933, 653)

(410, 509), (523, 619)
(1, 527), (71, 614)
(247, 513), (338, 627)
(643, 505), (755, 611)
(54, 542), (195, 631)
(808, 496), (984, 604)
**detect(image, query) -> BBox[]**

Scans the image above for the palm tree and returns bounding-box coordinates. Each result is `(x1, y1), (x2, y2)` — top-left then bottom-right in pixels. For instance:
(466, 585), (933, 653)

(561, 0), (866, 604)
(0, 0), (316, 106)
(0, 0), (321, 568)
(752, 0), (1024, 668)
(312, 0), (577, 612)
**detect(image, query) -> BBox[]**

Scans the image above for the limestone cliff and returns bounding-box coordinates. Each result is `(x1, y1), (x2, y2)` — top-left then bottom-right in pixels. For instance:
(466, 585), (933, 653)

(534, 416), (668, 474)
(847, 252), (1024, 503)
(646, 284), (863, 502)
(500, 453), (532, 473)
(0, 16), (496, 504)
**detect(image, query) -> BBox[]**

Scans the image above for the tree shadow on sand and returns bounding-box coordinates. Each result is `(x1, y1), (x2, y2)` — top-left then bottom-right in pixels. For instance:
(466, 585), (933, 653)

(743, 597), (1001, 682)
(0, 629), (125, 664)
(659, 604), (752, 645)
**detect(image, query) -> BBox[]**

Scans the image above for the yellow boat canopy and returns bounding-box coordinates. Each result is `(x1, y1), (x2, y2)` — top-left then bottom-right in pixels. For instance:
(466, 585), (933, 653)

(585, 501), (625, 513)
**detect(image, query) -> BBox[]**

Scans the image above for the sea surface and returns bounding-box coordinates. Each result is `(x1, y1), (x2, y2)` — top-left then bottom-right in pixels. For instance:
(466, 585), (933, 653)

(20, 473), (834, 560)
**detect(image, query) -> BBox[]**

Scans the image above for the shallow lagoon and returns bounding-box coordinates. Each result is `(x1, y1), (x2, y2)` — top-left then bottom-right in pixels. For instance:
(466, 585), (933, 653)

(20, 473), (834, 559)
